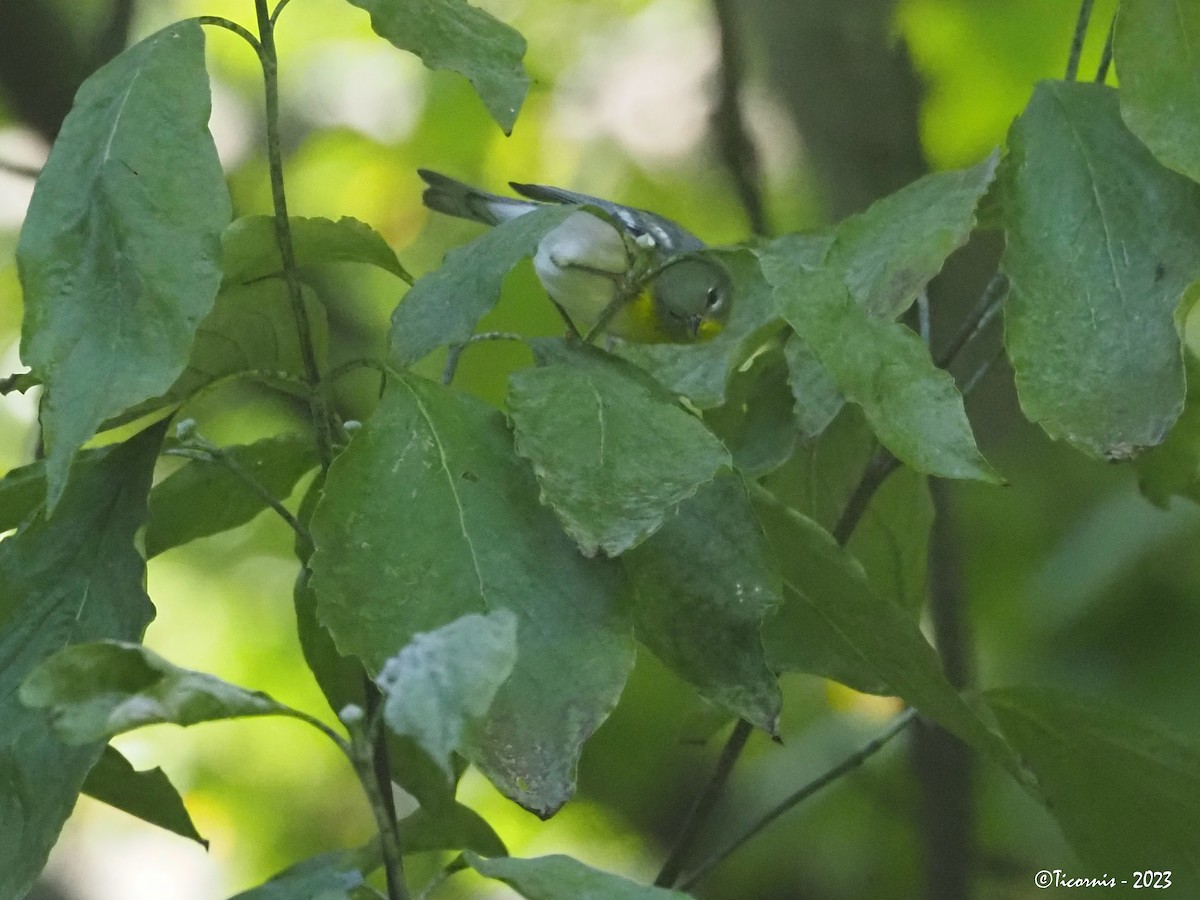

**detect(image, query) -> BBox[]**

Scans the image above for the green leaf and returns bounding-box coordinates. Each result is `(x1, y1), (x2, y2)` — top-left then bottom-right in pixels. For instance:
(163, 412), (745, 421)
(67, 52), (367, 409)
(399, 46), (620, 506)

(509, 342), (731, 557)
(0, 422), (162, 900)
(466, 853), (693, 900)
(704, 341), (799, 477)
(999, 81), (1200, 460)
(146, 433), (318, 557)
(847, 466), (932, 616)
(783, 333), (844, 443)
(344, 0), (529, 133)
(618, 248), (797, 409)
(760, 257), (997, 483)
(221, 215), (412, 286)
(226, 843), (382, 900)
(82, 745), (206, 847)
(16, 22), (230, 508)
(828, 153), (999, 319)
(625, 473), (782, 735)
(1116, 0), (1200, 185)
(753, 489), (1015, 771)
(0, 371), (40, 395)
(987, 688), (1200, 883)
(397, 802), (506, 857)
(378, 611), (518, 776)
(20, 641), (297, 744)
(311, 373), (634, 816)
(0, 451), (103, 534)
(390, 205), (574, 367)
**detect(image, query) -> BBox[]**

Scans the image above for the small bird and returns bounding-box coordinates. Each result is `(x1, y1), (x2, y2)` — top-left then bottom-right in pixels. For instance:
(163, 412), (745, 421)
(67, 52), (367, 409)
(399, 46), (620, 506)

(418, 169), (733, 343)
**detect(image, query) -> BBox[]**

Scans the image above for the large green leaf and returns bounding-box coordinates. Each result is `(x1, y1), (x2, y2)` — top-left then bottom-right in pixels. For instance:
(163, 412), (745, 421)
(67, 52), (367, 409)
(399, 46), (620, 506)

(618, 248), (797, 409)
(311, 373), (634, 816)
(344, 0), (529, 134)
(783, 333), (843, 443)
(226, 843), (382, 900)
(0, 450), (104, 534)
(396, 802), (506, 857)
(82, 745), (206, 847)
(753, 490), (1014, 773)
(221, 215), (411, 286)
(760, 256), (996, 482)
(146, 433), (318, 557)
(466, 854), (692, 900)
(0, 422), (162, 900)
(509, 342), (730, 557)
(624, 474), (782, 735)
(20, 641), (303, 744)
(377, 611), (518, 776)
(390, 205), (574, 367)
(1116, 0), (1200, 185)
(988, 688), (1200, 883)
(16, 22), (230, 507)
(1000, 81), (1200, 460)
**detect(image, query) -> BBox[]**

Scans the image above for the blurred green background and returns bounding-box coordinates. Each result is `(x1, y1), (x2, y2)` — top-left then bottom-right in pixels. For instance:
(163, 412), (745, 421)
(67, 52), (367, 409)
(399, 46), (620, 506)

(5, 0), (1197, 898)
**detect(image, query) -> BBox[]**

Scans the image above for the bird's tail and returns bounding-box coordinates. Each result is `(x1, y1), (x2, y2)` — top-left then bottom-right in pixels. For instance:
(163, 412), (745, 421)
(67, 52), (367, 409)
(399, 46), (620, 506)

(418, 169), (535, 226)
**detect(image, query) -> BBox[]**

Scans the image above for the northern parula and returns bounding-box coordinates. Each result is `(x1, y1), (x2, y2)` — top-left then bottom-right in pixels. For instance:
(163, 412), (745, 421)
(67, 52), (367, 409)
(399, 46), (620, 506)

(418, 170), (733, 343)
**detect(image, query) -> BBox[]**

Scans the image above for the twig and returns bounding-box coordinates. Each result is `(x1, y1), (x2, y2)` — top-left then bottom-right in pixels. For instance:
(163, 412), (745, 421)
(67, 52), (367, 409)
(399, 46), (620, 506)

(195, 16), (264, 58)
(710, 0), (768, 236)
(164, 438), (312, 553)
(1095, 14), (1116, 84)
(442, 331), (527, 385)
(678, 709), (918, 890)
(0, 158), (41, 179)
(935, 273), (1007, 369)
(1065, 0), (1095, 81)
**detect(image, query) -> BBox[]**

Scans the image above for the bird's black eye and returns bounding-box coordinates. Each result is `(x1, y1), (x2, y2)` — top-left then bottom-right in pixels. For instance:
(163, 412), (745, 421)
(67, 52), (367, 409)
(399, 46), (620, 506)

(706, 287), (720, 308)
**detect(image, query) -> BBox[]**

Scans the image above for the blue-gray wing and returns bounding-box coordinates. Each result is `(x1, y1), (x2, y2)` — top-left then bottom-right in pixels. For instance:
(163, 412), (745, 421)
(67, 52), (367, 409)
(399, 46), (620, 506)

(509, 181), (704, 253)
(419, 169), (538, 226)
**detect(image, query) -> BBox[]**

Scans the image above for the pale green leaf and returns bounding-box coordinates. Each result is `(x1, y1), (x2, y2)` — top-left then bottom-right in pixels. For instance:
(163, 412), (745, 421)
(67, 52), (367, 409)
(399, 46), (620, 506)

(226, 844), (382, 900)
(20, 641), (294, 744)
(377, 611), (518, 776)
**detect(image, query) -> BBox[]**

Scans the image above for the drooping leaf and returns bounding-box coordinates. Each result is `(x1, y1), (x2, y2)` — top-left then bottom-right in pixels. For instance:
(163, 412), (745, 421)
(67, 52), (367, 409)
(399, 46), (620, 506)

(221, 215), (412, 286)
(146, 433), (318, 557)
(760, 257), (997, 482)
(827, 153), (999, 319)
(377, 611), (518, 776)
(311, 373), (634, 816)
(20, 641), (301, 744)
(0, 422), (162, 900)
(753, 490), (1016, 774)
(82, 745), (206, 847)
(16, 22), (230, 507)
(390, 205), (574, 367)
(509, 342), (730, 557)
(988, 688), (1200, 883)
(624, 474), (782, 735)
(1000, 81), (1200, 459)
(618, 248), (798, 408)
(0, 372), (40, 395)
(226, 843), (382, 900)
(1116, 0), (1200, 185)
(344, 0), (529, 134)
(0, 451), (104, 534)
(704, 341), (799, 477)
(466, 853), (692, 900)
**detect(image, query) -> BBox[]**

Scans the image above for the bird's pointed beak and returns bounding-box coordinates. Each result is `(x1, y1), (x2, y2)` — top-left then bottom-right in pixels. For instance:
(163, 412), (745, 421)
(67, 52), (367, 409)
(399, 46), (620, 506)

(687, 314), (702, 338)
